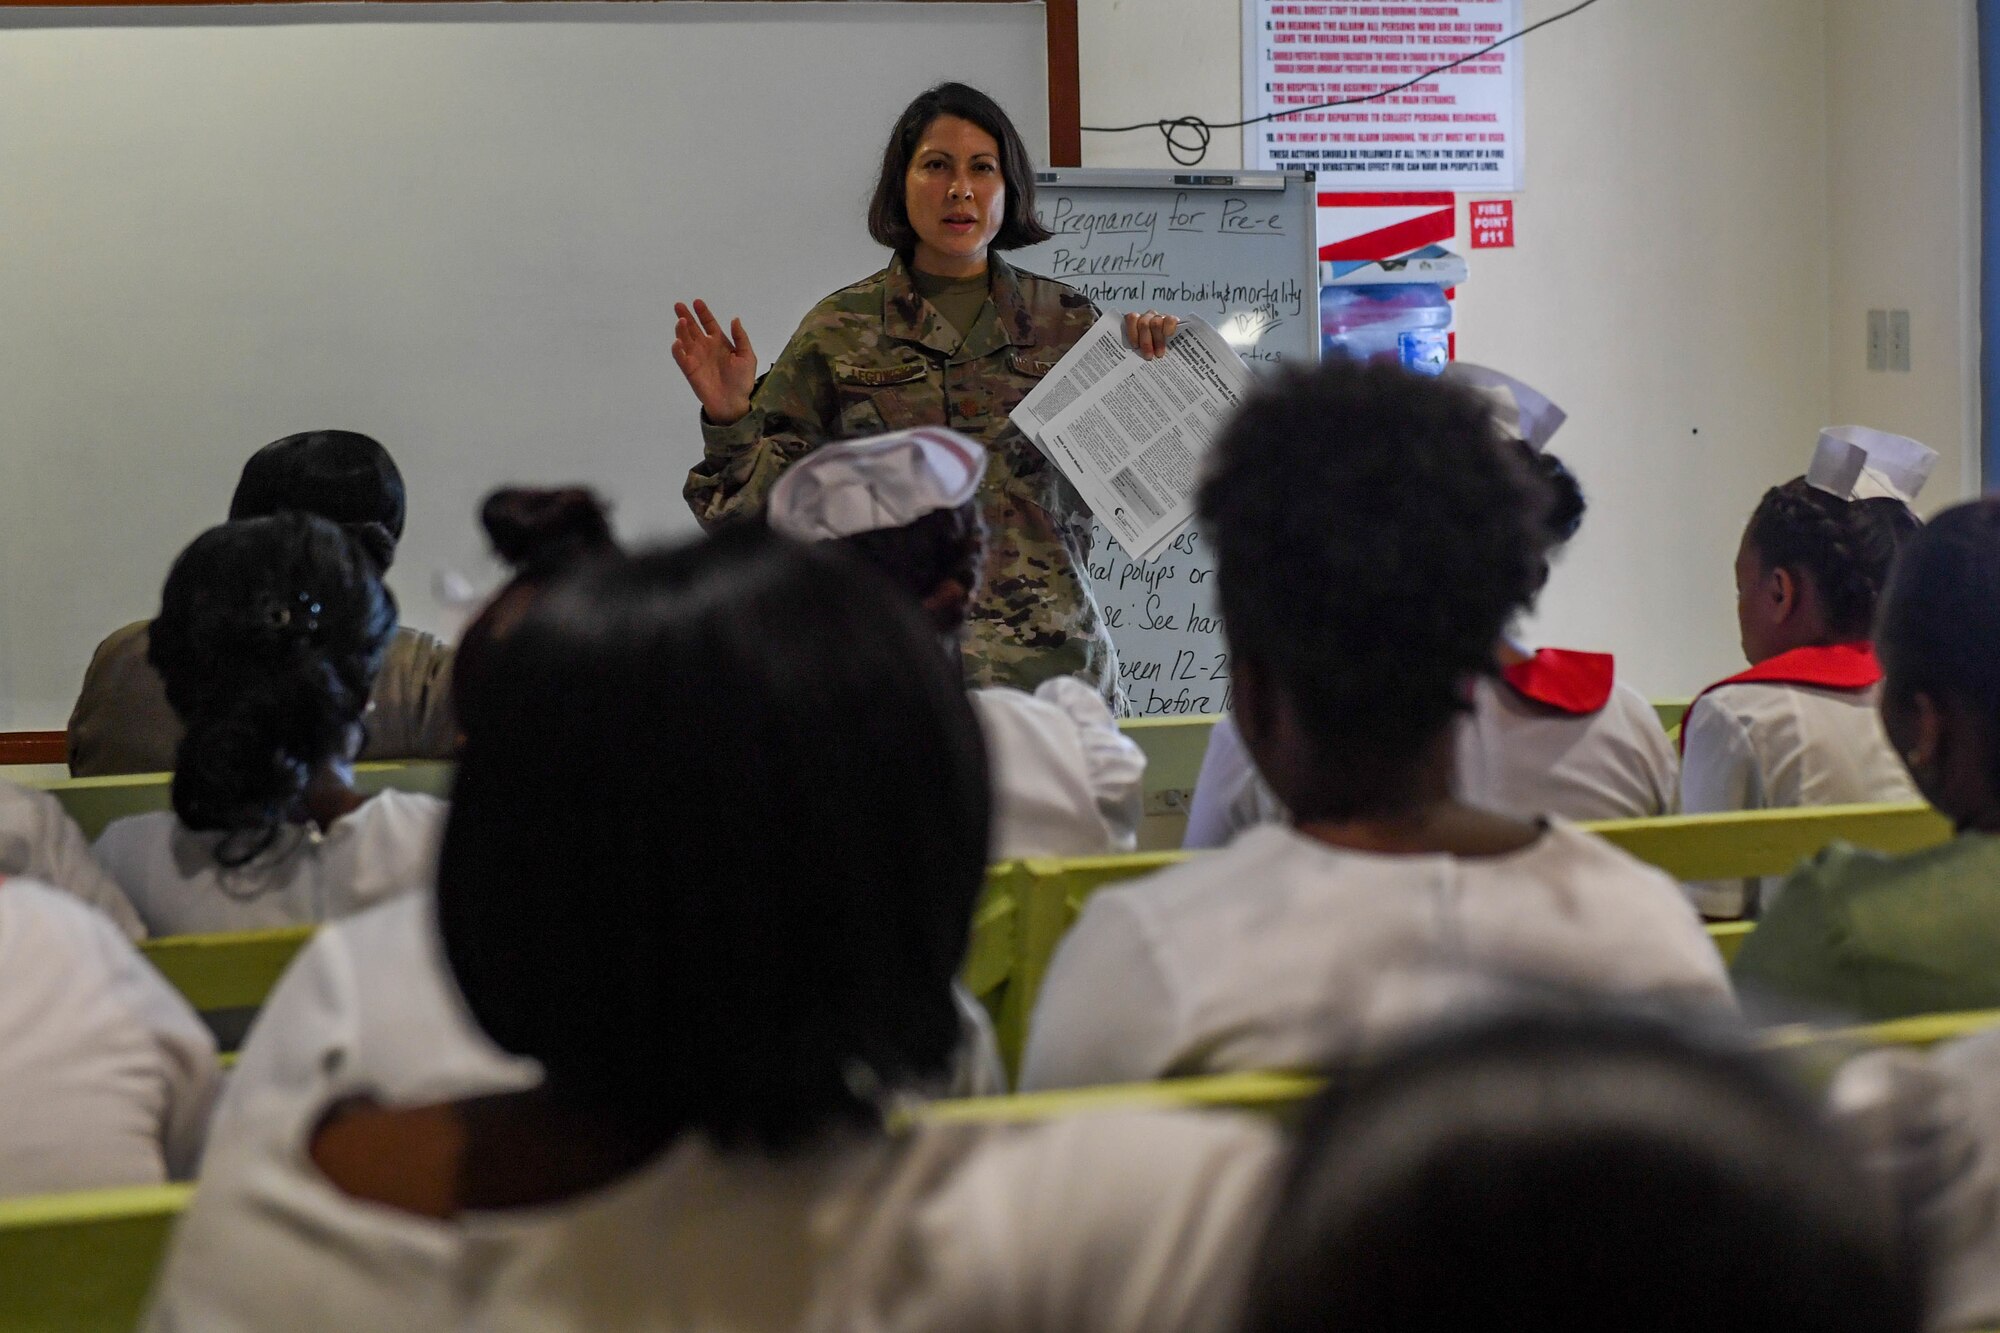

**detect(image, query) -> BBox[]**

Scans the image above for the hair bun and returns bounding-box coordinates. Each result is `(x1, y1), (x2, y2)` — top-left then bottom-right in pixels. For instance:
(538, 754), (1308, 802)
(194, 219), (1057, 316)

(342, 520), (397, 574)
(480, 487), (616, 578)
(172, 705), (309, 865)
(1527, 447), (1587, 545)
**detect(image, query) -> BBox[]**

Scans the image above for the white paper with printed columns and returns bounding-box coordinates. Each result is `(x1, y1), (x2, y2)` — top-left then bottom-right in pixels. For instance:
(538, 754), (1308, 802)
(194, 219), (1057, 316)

(1012, 170), (1320, 718)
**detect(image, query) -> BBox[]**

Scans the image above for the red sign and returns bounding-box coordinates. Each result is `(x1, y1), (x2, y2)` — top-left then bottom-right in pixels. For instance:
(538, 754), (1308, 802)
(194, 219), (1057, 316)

(1470, 199), (1514, 249)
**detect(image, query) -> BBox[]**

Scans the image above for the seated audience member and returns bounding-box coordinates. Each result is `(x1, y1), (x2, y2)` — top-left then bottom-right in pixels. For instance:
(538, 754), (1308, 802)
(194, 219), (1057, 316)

(93, 513), (444, 936)
(0, 780), (143, 938)
(1734, 499), (2000, 1017)
(1447, 365), (1678, 819)
(0, 878), (218, 1197)
(69, 430), (456, 776)
(1184, 365), (1675, 850)
(1243, 1007), (1926, 1333)
(1828, 1024), (2000, 1328)
(143, 528), (1277, 1333)
(186, 487), (621, 1155)
(1682, 427), (1931, 918)
(1022, 362), (1731, 1091)
(765, 427), (1145, 857)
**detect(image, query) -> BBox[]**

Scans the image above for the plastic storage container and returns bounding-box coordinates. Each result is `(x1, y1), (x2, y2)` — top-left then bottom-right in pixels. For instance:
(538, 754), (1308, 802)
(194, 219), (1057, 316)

(1319, 282), (1452, 374)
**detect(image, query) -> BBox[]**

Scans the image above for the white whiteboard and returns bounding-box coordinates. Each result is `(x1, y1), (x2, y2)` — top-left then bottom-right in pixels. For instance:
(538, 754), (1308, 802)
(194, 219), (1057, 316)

(0, 3), (1046, 728)
(1010, 169), (1319, 718)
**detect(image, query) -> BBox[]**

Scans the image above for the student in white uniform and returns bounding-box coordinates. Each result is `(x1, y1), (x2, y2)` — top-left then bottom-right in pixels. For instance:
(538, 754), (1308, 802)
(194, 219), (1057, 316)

(1024, 362), (1731, 1090)
(766, 426), (1145, 858)
(1682, 427), (1933, 918)
(185, 486), (627, 1156)
(1183, 365), (1675, 850)
(0, 876), (219, 1198)
(145, 529), (1277, 1333)
(94, 512), (445, 936)
(1244, 1005), (1926, 1333)
(1447, 364), (1678, 822)
(1817, 1027), (2000, 1330)
(68, 430), (457, 777)
(0, 779), (143, 938)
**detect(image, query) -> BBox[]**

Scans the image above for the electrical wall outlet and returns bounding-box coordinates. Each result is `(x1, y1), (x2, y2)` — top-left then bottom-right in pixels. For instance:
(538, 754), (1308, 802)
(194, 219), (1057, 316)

(1888, 309), (1911, 372)
(1867, 309), (1889, 371)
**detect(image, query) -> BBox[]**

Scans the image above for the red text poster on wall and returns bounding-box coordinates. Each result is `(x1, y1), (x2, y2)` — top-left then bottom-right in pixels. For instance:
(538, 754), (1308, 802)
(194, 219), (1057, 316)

(1242, 0), (1523, 190)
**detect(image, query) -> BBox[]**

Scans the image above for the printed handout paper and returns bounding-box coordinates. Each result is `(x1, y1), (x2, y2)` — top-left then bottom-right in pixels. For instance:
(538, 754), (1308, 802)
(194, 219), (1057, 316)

(1011, 314), (1253, 563)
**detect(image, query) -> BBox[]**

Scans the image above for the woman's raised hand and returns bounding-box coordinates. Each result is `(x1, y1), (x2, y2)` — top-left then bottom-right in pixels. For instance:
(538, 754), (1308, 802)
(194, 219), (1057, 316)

(1124, 311), (1181, 361)
(672, 300), (758, 425)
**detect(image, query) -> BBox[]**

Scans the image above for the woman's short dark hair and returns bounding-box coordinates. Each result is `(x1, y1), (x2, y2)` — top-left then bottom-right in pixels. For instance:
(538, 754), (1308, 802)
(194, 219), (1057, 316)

(1196, 360), (1551, 819)
(1245, 1008), (1927, 1333)
(867, 82), (1051, 254)
(833, 501), (986, 634)
(148, 512), (398, 865)
(228, 430), (408, 557)
(1745, 479), (1921, 641)
(1878, 498), (2000, 786)
(437, 525), (991, 1153)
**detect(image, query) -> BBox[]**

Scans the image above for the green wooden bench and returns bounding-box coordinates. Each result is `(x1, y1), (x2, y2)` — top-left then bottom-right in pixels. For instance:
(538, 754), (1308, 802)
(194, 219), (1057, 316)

(7, 1005), (1998, 1333)
(930, 1006), (2000, 1127)
(138, 927), (314, 1016)
(978, 802), (1951, 1069)
(1707, 920), (1753, 965)
(0, 1183), (190, 1333)
(122, 803), (1946, 1070)
(1115, 714), (1222, 850)
(29, 762), (455, 842)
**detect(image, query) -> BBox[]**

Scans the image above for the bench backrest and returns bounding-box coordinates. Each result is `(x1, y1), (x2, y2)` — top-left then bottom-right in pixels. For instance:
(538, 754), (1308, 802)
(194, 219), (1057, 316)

(929, 1007), (2000, 1126)
(125, 804), (1946, 1067)
(33, 762), (455, 842)
(0, 1183), (190, 1333)
(978, 802), (1951, 1067)
(138, 927), (314, 1015)
(6, 1004), (1997, 1333)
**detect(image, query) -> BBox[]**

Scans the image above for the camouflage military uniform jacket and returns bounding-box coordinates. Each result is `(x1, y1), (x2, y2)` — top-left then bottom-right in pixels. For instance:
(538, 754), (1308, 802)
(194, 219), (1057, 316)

(684, 253), (1121, 706)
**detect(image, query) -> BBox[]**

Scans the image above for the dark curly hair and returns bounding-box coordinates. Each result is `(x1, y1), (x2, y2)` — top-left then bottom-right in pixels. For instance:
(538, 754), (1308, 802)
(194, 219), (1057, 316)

(1877, 498), (2000, 792)
(1197, 360), (1551, 819)
(1525, 445), (1586, 546)
(149, 512), (398, 865)
(1245, 1006), (1925, 1333)
(480, 486), (615, 582)
(866, 83), (1052, 254)
(438, 526), (990, 1153)
(1745, 479), (1922, 641)
(452, 487), (619, 742)
(833, 502), (986, 634)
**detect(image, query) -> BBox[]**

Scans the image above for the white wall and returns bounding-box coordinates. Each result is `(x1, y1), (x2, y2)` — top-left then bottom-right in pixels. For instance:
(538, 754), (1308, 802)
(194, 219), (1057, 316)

(1078, 0), (1243, 169)
(1825, 0), (1981, 501)
(1078, 0), (1981, 699)
(0, 4), (1045, 729)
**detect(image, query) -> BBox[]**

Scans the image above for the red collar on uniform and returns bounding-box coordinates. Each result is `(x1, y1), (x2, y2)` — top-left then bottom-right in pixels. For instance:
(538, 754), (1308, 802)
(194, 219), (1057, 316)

(1680, 641), (1883, 754)
(1707, 641), (1882, 694)
(1500, 649), (1616, 715)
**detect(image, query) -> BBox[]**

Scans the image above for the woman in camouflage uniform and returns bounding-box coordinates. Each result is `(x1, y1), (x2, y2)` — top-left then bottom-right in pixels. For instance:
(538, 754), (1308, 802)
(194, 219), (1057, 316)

(674, 82), (1176, 708)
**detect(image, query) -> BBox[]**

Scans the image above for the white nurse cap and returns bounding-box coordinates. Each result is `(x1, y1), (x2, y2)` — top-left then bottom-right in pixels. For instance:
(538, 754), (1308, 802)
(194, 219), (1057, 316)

(766, 427), (987, 543)
(1442, 362), (1567, 453)
(1806, 426), (1937, 506)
